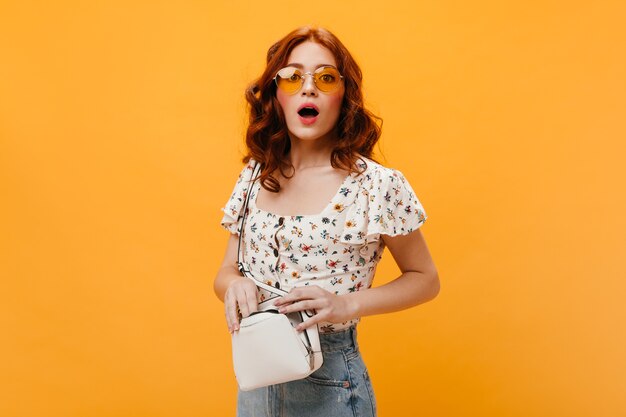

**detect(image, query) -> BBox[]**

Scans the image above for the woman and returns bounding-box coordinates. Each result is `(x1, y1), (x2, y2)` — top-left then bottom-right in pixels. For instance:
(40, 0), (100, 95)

(215, 26), (440, 417)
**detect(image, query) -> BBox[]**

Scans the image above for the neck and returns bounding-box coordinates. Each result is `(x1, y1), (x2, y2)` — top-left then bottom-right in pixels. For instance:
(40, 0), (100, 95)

(287, 134), (336, 170)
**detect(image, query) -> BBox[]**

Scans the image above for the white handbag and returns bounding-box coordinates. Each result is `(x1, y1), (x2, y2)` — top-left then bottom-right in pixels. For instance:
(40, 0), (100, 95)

(231, 161), (324, 391)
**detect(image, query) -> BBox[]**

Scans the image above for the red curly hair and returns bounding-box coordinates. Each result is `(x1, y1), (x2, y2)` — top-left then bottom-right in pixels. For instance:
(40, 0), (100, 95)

(243, 26), (382, 193)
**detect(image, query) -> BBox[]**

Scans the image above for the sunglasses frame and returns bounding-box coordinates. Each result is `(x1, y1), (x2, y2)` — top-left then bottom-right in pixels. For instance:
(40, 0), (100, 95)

(273, 66), (344, 95)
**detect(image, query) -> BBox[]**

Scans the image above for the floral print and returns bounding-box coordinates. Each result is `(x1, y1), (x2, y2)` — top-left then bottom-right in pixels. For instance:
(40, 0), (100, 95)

(220, 156), (427, 332)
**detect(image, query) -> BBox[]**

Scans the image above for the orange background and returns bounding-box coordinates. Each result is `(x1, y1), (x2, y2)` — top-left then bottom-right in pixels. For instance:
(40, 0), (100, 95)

(1, 1), (625, 416)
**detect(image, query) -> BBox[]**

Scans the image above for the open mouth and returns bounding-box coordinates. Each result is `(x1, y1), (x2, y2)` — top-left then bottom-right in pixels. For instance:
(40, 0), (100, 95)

(297, 107), (319, 118)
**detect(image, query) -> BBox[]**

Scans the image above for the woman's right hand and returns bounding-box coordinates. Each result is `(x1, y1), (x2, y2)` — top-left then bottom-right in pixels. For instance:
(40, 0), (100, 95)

(224, 276), (259, 333)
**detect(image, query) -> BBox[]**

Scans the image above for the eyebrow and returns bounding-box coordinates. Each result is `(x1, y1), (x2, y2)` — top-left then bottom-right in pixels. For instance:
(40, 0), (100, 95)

(285, 63), (337, 70)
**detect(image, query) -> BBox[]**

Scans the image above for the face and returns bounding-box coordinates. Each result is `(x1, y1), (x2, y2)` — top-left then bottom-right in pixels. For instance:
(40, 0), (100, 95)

(275, 41), (345, 145)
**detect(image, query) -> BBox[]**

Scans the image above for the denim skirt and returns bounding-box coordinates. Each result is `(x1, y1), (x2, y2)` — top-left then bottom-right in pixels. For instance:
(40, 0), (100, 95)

(236, 326), (377, 417)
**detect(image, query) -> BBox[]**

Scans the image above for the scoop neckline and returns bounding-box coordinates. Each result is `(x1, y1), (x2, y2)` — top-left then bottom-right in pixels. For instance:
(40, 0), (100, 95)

(250, 169), (356, 218)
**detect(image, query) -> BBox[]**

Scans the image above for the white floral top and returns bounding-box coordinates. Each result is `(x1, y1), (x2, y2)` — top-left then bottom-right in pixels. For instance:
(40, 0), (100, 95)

(220, 156), (428, 333)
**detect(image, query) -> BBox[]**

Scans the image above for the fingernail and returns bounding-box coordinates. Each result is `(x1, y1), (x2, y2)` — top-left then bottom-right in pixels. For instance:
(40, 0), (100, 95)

(278, 307), (285, 313)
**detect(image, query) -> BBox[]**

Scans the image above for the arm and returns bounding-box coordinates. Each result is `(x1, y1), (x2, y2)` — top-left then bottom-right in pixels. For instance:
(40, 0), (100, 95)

(214, 233), (259, 333)
(274, 228), (439, 330)
(346, 228), (439, 316)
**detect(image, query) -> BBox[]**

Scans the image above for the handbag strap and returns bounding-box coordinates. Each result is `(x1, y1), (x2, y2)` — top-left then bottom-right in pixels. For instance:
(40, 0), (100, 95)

(236, 161), (289, 298)
(235, 163), (322, 364)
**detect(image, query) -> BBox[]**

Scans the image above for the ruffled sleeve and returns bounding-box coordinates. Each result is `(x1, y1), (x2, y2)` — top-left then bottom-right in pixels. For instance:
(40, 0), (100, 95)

(219, 159), (257, 235)
(341, 165), (428, 245)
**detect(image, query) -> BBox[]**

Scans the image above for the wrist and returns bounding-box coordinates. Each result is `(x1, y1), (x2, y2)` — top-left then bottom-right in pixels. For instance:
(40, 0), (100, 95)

(215, 267), (246, 301)
(343, 292), (361, 320)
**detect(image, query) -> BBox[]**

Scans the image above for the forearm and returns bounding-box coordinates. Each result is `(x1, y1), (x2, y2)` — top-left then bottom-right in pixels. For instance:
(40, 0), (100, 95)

(343, 271), (440, 319)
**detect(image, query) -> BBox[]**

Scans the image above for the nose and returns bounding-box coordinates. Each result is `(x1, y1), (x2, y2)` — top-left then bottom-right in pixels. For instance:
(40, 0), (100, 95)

(300, 73), (318, 96)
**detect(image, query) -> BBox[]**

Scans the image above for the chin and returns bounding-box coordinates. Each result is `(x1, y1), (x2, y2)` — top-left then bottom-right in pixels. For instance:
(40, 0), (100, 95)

(287, 125), (335, 143)
(289, 131), (332, 142)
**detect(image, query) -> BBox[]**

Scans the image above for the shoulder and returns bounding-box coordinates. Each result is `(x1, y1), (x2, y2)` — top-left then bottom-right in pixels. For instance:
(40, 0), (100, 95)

(232, 158), (260, 184)
(224, 158), (261, 204)
(345, 156), (427, 240)
(219, 158), (261, 234)
(354, 155), (407, 190)
(242, 157), (259, 174)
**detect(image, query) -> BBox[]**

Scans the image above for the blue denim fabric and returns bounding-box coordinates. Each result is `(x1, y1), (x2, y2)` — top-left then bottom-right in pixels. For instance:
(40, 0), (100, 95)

(236, 326), (377, 417)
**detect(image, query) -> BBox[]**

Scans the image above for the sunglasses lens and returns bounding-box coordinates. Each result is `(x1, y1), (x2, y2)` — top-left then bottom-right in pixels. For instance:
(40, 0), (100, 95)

(275, 67), (302, 94)
(314, 67), (342, 92)
(275, 66), (343, 94)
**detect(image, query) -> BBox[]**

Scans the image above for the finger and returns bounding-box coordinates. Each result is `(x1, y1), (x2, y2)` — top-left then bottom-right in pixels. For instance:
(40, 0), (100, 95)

(225, 298), (239, 332)
(278, 299), (321, 315)
(223, 293), (233, 331)
(296, 314), (323, 331)
(275, 287), (315, 305)
(224, 311), (231, 333)
(244, 286), (258, 316)
(235, 288), (251, 319)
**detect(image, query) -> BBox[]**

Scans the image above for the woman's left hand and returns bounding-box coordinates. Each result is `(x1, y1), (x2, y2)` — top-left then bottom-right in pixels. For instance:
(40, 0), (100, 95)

(273, 285), (359, 331)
